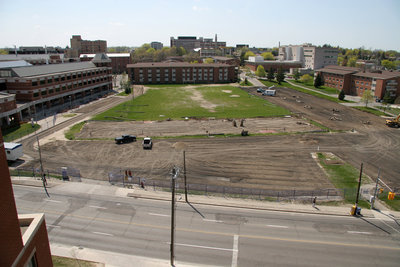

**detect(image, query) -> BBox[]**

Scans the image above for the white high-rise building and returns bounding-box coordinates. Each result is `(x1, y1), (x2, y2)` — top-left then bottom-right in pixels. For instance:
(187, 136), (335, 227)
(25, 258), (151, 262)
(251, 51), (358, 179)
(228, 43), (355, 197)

(278, 44), (338, 70)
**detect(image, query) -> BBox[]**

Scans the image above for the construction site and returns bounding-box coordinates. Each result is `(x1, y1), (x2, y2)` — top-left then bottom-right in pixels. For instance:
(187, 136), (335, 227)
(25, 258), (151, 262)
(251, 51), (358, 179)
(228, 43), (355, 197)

(18, 85), (400, 197)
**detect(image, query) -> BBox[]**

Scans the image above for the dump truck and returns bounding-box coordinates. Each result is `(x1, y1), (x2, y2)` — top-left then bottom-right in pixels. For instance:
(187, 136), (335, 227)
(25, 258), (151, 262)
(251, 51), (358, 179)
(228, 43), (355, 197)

(386, 114), (400, 128)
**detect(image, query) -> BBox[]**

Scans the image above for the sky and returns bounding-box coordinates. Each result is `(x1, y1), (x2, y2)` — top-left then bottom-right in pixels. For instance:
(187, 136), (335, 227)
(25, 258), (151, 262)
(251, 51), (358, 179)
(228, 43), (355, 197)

(0, 0), (399, 51)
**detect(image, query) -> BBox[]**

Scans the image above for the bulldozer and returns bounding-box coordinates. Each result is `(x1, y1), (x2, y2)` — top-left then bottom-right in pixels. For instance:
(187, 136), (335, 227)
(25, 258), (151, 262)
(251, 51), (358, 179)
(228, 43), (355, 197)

(386, 114), (400, 128)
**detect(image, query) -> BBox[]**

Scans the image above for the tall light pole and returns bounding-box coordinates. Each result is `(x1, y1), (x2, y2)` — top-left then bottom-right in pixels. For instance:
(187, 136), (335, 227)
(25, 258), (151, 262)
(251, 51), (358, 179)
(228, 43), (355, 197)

(170, 166), (180, 267)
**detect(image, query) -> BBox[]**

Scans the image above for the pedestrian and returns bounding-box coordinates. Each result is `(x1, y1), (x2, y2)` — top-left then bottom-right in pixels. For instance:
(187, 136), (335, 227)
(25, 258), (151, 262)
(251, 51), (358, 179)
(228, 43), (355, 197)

(312, 196), (317, 208)
(140, 180), (145, 189)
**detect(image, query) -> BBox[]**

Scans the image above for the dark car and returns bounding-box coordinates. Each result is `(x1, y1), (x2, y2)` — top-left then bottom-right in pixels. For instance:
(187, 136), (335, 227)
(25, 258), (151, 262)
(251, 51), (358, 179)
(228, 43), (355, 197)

(257, 88), (264, 93)
(115, 135), (136, 144)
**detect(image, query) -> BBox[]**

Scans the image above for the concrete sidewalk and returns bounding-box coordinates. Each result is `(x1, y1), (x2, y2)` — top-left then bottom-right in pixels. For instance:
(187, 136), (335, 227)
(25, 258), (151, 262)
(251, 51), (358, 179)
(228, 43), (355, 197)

(12, 176), (400, 219)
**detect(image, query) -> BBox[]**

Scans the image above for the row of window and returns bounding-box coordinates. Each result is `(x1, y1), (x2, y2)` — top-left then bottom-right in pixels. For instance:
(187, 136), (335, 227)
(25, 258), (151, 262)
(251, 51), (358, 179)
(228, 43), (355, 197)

(32, 77), (109, 98)
(31, 69), (109, 87)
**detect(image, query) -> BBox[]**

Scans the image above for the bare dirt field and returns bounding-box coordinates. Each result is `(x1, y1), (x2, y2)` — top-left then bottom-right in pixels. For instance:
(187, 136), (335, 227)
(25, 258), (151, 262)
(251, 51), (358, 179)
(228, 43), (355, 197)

(20, 86), (400, 191)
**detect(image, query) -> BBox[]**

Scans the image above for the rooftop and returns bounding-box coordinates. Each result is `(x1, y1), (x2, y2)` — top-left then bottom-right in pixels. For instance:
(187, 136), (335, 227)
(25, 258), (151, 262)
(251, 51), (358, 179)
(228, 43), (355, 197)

(11, 62), (98, 78)
(0, 60), (31, 69)
(127, 62), (233, 68)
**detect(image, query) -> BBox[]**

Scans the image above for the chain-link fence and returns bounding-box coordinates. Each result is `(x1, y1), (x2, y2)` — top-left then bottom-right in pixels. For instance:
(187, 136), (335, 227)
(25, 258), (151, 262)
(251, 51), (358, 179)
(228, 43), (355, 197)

(108, 171), (361, 201)
(11, 166), (81, 182)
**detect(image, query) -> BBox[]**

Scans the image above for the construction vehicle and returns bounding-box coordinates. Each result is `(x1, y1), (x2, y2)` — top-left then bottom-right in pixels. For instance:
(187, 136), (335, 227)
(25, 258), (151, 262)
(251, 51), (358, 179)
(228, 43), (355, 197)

(386, 114), (400, 128)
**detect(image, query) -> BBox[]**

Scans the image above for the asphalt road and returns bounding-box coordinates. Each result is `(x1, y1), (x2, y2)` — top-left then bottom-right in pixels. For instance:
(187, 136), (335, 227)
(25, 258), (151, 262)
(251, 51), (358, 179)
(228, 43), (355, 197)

(14, 184), (400, 266)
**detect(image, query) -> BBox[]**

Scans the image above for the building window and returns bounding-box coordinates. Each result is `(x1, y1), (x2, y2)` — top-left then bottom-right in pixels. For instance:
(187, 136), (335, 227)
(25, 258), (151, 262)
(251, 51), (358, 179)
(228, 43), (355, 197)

(32, 81), (38, 86)
(40, 80), (45, 85)
(41, 90), (47, 96)
(33, 92), (39, 97)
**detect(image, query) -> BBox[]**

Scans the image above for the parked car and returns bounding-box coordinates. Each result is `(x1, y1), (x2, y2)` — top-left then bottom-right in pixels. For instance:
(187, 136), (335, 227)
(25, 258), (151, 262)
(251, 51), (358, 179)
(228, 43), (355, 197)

(142, 137), (153, 149)
(257, 88), (264, 93)
(115, 135), (136, 144)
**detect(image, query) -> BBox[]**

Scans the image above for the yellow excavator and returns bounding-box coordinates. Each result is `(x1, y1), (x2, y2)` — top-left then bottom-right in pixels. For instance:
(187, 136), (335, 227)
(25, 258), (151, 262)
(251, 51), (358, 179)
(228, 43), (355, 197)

(386, 114), (400, 128)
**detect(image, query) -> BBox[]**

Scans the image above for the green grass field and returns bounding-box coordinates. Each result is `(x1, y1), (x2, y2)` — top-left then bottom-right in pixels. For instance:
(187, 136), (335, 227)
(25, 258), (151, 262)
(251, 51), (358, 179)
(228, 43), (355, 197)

(292, 80), (340, 94)
(2, 123), (40, 142)
(93, 85), (290, 121)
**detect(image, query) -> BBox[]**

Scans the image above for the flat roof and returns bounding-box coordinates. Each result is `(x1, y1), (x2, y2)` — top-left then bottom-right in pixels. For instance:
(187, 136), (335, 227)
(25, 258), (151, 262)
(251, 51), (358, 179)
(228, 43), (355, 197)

(81, 53), (130, 58)
(127, 62), (233, 68)
(4, 142), (22, 150)
(11, 62), (98, 78)
(0, 60), (32, 69)
(353, 71), (400, 79)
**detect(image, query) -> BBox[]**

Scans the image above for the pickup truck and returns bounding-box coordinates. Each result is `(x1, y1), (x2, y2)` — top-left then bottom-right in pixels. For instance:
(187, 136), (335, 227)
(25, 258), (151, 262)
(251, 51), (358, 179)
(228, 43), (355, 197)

(142, 137), (153, 149)
(115, 135), (136, 144)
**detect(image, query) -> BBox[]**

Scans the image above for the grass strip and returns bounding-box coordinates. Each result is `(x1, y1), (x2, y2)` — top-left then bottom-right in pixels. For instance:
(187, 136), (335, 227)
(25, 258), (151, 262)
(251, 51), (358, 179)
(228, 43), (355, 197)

(52, 256), (98, 267)
(2, 123), (40, 142)
(378, 191), (400, 211)
(64, 121), (86, 140)
(353, 106), (392, 116)
(317, 152), (370, 208)
(259, 80), (352, 104)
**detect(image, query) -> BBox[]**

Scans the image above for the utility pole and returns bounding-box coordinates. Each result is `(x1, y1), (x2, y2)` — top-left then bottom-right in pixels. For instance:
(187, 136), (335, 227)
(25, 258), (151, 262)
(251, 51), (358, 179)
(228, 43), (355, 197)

(183, 150), (188, 202)
(36, 135), (49, 197)
(355, 162), (363, 208)
(371, 168), (380, 210)
(170, 166), (180, 267)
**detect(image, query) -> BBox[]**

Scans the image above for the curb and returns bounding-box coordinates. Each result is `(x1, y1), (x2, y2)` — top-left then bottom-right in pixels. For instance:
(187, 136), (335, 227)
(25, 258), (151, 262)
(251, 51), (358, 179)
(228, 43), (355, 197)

(12, 180), (56, 188)
(127, 193), (374, 218)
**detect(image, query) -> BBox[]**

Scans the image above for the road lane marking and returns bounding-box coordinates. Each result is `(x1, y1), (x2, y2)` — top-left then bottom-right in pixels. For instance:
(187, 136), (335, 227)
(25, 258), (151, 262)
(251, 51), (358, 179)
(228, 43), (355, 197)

(18, 206), (400, 251)
(203, 219), (224, 223)
(47, 225), (61, 228)
(232, 235), (239, 267)
(266, 224), (289, 229)
(347, 231), (372, 235)
(92, 231), (114, 236)
(89, 205), (107, 210)
(45, 199), (61, 203)
(148, 213), (170, 217)
(174, 243), (236, 252)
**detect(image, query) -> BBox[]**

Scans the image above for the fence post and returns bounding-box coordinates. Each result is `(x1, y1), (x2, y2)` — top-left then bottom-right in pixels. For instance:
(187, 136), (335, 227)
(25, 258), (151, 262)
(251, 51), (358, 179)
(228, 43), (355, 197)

(153, 181), (155, 191)
(277, 191), (280, 202)
(327, 189), (330, 199)
(205, 185), (208, 196)
(32, 167), (35, 178)
(293, 189), (296, 200)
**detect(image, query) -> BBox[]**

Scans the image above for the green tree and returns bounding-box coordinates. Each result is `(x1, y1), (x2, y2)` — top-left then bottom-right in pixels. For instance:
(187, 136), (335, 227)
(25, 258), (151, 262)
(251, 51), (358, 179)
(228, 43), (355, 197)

(293, 69), (300, 81)
(244, 51), (255, 60)
(314, 73), (322, 88)
(177, 46), (187, 56)
(381, 59), (396, 70)
(300, 74), (313, 85)
(338, 89), (345, 101)
(240, 50), (246, 66)
(381, 91), (391, 112)
(267, 68), (274, 81)
(276, 67), (285, 84)
(361, 90), (374, 107)
(255, 65), (266, 77)
(337, 57), (344, 66)
(204, 58), (214, 64)
(347, 56), (357, 67)
(261, 52), (274, 60)
(121, 80), (131, 94)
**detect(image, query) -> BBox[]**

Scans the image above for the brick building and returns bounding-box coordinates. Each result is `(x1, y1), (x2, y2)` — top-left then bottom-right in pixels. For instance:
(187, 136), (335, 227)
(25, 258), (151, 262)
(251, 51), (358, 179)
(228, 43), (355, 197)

(0, 92), (20, 128)
(65, 35), (107, 59)
(315, 65), (400, 100)
(0, 130), (53, 267)
(80, 53), (131, 73)
(170, 35), (226, 52)
(245, 56), (302, 72)
(127, 62), (237, 84)
(0, 54), (112, 128)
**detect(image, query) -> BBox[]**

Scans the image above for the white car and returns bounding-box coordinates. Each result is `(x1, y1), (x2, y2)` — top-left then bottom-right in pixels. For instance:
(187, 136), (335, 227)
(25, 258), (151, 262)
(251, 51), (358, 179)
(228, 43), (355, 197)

(142, 137), (153, 149)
